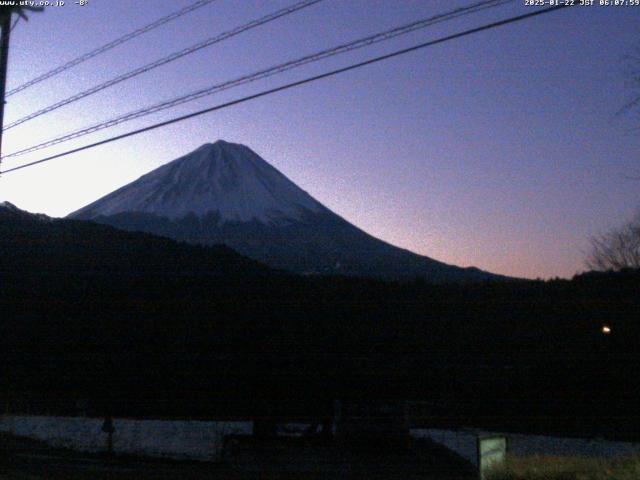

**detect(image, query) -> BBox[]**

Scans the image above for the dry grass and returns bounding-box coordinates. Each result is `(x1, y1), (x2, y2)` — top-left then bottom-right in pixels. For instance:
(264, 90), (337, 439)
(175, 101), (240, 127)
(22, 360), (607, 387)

(486, 454), (640, 480)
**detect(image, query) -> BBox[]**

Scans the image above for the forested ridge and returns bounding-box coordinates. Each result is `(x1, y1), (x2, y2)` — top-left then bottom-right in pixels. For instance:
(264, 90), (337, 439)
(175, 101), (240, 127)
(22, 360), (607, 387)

(1, 207), (638, 438)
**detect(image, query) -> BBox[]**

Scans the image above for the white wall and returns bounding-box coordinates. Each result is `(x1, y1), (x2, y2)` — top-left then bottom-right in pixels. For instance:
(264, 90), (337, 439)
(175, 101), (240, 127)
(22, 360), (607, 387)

(3, 416), (639, 466)
(411, 428), (640, 467)
(0, 415), (252, 461)
(411, 428), (479, 465)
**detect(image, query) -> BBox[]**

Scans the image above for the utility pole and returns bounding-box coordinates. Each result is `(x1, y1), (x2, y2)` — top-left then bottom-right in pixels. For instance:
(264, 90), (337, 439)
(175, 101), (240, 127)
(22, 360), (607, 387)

(0, 6), (42, 173)
(0, 9), (12, 165)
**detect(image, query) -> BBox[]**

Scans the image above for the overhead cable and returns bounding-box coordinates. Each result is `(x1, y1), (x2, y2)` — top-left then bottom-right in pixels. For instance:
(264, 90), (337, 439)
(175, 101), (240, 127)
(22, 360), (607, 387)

(4, 0), (324, 129)
(3, 0), (512, 159)
(7, 0), (219, 97)
(0, 5), (570, 175)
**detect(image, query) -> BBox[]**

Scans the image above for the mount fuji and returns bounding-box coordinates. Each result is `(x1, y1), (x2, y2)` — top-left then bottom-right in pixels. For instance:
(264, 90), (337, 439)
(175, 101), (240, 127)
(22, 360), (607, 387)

(70, 140), (505, 282)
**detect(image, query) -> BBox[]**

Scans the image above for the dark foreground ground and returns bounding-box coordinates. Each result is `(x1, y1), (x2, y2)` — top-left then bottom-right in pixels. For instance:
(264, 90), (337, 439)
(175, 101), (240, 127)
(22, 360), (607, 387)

(0, 433), (475, 479)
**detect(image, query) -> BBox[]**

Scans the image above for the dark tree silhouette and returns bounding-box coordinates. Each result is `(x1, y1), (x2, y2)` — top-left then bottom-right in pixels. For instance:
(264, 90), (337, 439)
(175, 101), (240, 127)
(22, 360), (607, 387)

(587, 212), (640, 271)
(622, 43), (640, 120)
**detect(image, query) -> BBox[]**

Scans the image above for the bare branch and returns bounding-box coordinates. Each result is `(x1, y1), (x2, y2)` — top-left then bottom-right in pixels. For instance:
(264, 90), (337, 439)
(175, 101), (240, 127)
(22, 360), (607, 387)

(587, 212), (640, 271)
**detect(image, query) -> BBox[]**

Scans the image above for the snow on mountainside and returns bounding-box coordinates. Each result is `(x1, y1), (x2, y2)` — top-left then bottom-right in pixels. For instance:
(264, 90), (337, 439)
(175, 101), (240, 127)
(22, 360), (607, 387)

(71, 141), (323, 224)
(70, 140), (509, 282)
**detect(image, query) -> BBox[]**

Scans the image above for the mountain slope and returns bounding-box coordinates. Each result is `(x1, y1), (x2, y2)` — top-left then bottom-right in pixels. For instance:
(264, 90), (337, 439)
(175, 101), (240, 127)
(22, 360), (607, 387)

(70, 140), (507, 283)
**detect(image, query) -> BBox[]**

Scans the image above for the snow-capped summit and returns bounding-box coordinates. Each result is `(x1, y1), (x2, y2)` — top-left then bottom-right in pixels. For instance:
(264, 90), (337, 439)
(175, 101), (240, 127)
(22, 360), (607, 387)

(71, 141), (323, 224)
(70, 141), (508, 283)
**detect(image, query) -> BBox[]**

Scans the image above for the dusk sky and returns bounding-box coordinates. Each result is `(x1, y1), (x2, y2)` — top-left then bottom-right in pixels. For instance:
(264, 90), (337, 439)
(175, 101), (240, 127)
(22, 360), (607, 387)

(0, 0), (638, 279)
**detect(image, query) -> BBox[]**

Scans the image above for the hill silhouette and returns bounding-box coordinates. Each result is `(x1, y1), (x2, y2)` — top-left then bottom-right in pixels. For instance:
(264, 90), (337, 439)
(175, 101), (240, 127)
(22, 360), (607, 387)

(1, 204), (639, 438)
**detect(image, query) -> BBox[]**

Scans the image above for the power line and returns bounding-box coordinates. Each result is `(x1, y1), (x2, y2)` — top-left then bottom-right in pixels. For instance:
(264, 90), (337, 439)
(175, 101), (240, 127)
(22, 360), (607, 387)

(0, 4), (570, 176)
(6, 0), (218, 98)
(3, 0), (513, 159)
(0, 6), (42, 174)
(4, 0), (324, 130)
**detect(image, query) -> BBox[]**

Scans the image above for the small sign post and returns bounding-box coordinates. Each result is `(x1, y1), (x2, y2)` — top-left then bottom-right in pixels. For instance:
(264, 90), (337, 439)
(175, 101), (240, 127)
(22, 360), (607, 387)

(477, 435), (507, 479)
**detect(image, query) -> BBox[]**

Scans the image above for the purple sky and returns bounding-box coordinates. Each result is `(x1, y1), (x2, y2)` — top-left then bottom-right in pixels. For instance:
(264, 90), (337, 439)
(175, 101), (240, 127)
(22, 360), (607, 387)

(1, 0), (638, 279)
